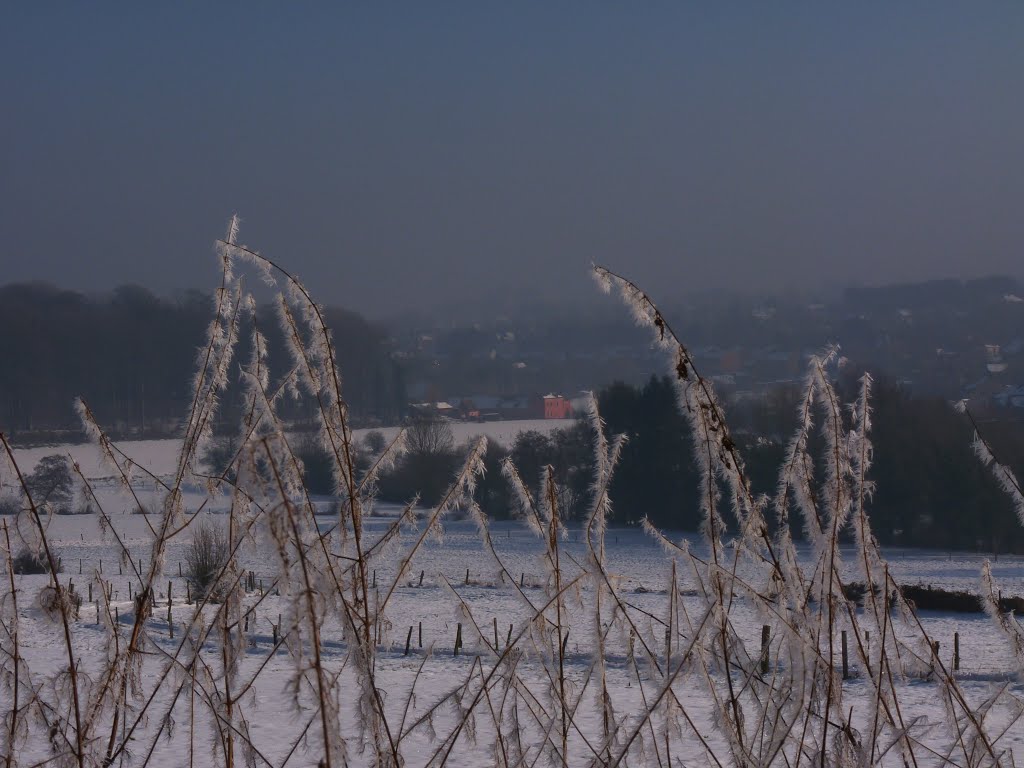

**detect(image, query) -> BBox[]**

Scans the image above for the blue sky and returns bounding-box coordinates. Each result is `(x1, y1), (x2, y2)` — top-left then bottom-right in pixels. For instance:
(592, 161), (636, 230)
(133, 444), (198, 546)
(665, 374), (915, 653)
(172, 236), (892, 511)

(3, 4), (1022, 316)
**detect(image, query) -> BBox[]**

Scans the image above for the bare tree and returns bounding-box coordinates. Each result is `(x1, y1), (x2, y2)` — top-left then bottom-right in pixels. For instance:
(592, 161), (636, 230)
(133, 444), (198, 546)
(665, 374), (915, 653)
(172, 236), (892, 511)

(404, 415), (454, 458)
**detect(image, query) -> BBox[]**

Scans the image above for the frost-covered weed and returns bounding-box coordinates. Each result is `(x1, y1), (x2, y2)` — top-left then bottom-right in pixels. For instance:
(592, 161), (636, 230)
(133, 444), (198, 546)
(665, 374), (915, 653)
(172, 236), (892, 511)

(0, 231), (1022, 767)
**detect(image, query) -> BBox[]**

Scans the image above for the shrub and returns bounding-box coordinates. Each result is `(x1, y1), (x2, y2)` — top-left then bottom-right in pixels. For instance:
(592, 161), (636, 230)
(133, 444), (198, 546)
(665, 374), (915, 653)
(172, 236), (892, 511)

(378, 417), (459, 506)
(295, 435), (335, 496)
(12, 548), (61, 575)
(0, 494), (20, 516)
(201, 435), (239, 482)
(363, 429), (387, 455)
(184, 521), (229, 603)
(25, 455), (73, 510)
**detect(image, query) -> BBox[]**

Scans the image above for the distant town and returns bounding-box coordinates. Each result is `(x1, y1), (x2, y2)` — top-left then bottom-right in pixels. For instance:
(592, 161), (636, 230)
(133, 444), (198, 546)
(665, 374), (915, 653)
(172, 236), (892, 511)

(410, 392), (578, 422)
(393, 275), (1024, 429)
(1, 274), (1022, 443)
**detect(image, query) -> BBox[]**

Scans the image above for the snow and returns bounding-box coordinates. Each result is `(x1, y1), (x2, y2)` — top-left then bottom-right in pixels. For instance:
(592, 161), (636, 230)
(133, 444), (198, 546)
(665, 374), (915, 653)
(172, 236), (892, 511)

(353, 418), (569, 451)
(4, 434), (1024, 765)
(7, 420), (568, 479)
(4, 510), (1024, 765)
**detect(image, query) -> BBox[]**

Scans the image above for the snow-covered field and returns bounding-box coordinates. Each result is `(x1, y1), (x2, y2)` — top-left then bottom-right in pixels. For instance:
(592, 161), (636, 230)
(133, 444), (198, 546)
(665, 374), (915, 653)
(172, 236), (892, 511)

(8, 419), (568, 480)
(4, 434), (1024, 766)
(26, 511), (1024, 677)
(6, 512), (1024, 766)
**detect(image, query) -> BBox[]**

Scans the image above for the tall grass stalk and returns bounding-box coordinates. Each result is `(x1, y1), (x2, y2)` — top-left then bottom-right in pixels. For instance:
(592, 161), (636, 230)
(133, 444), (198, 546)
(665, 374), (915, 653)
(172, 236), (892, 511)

(0, 227), (1021, 766)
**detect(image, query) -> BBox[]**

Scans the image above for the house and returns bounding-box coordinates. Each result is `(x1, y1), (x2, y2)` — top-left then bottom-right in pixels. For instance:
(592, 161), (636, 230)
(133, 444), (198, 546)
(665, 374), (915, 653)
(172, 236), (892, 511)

(457, 395), (544, 421)
(409, 401), (456, 418)
(543, 394), (573, 419)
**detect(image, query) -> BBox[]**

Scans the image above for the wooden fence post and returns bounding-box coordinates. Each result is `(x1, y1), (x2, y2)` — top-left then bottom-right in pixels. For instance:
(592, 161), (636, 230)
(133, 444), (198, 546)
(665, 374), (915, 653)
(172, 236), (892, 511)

(760, 625), (770, 675)
(841, 631), (849, 680)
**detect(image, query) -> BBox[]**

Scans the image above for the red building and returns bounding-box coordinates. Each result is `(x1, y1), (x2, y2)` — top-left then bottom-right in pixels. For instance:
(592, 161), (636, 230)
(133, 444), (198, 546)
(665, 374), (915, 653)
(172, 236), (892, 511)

(543, 394), (573, 419)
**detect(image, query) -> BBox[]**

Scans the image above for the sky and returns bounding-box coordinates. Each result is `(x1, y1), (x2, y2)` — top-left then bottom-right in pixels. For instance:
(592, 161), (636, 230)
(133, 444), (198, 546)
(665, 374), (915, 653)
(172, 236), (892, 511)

(2, 4), (1023, 318)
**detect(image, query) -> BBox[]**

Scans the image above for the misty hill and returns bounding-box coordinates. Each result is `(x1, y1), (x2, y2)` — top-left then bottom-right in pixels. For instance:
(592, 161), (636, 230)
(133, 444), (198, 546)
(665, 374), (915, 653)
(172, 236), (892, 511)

(395, 275), (1024, 404)
(4, 273), (1023, 442)
(0, 282), (405, 438)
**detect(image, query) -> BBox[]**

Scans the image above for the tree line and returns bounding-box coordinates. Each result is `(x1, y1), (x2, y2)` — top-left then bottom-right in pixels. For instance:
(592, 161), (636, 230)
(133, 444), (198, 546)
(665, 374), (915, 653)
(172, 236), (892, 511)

(363, 374), (1024, 552)
(0, 282), (407, 438)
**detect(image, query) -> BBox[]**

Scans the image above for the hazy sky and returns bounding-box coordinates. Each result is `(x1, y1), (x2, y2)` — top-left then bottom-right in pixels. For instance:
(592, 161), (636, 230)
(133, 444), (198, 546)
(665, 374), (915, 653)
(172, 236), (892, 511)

(2, 4), (1022, 317)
